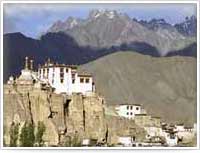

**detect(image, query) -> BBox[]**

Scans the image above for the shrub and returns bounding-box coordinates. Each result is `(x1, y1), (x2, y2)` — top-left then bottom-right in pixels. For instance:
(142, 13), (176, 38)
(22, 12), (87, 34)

(35, 121), (46, 147)
(20, 122), (35, 147)
(9, 122), (19, 147)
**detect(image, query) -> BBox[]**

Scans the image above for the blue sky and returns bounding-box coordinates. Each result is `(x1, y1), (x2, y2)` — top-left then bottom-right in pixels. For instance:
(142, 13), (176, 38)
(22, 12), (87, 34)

(3, 3), (197, 38)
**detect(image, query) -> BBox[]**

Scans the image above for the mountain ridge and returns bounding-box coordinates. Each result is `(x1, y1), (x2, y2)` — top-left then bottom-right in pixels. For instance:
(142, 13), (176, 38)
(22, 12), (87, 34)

(45, 10), (196, 56)
(3, 9), (197, 82)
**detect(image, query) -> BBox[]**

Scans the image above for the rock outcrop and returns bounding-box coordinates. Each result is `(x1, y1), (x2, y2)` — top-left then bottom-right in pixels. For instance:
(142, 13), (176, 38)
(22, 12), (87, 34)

(4, 83), (147, 146)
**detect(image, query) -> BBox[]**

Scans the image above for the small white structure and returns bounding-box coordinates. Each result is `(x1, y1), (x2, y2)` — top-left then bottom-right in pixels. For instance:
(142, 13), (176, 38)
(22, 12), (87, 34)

(115, 104), (142, 119)
(165, 132), (178, 146)
(118, 136), (134, 147)
(175, 124), (185, 132)
(14, 57), (38, 86)
(82, 139), (90, 146)
(38, 59), (95, 95)
(7, 76), (14, 85)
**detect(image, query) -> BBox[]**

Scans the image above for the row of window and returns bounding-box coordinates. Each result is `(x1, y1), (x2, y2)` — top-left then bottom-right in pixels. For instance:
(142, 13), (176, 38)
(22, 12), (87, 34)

(80, 78), (90, 83)
(127, 112), (134, 115)
(127, 106), (140, 110)
(51, 78), (90, 84)
(39, 68), (69, 75)
(39, 68), (90, 84)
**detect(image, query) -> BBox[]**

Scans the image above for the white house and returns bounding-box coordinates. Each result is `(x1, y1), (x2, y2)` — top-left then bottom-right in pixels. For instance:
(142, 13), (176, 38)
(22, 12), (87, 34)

(164, 132), (178, 146)
(175, 124), (185, 132)
(115, 104), (142, 119)
(118, 136), (134, 147)
(38, 59), (95, 95)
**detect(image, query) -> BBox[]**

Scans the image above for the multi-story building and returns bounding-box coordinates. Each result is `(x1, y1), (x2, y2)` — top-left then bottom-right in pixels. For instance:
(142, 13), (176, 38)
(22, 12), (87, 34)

(38, 59), (95, 94)
(7, 57), (95, 95)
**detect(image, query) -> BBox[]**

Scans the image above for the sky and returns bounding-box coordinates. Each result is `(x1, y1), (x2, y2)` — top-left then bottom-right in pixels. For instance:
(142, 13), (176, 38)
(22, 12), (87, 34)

(3, 3), (197, 38)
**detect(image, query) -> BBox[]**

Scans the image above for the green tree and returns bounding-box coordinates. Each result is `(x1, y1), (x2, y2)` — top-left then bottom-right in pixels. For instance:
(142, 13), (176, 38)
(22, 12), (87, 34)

(35, 121), (46, 147)
(64, 134), (81, 147)
(9, 122), (19, 147)
(20, 122), (35, 147)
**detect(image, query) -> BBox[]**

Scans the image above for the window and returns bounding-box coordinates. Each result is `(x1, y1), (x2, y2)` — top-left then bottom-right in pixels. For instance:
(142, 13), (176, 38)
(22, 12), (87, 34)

(80, 78), (84, 83)
(72, 73), (75, 78)
(60, 73), (64, 78)
(52, 79), (54, 84)
(53, 68), (55, 72)
(72, 79), (75, 84)
(39, 69), (41, 74)
(127, 106), (129, 110)
(130, 112), (133, 115)
(60, 68), (64, 73)
(52, 73), (55, 78)
(130, 106), (133, 110)
(136, 107), (139, 110)
(85, 78), (90, 83)
(127, 112), (129, 115)
(66, 68), (68, 73)
(60, 78), (64, 83)
(42, 69), (45, 78)
(47, 69), (49, 79)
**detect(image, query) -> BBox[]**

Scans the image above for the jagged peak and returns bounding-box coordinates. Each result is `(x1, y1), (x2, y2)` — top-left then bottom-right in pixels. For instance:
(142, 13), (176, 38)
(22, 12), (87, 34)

(88, 9), (127, 20)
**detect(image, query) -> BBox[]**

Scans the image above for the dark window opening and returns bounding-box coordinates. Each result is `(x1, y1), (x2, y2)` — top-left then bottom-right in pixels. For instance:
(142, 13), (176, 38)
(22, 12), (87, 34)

(60, 73), (64, 78)
(72, 73), (75, 78)
(127, 112), (129, 115)
(85, 78), (90, 83)
(127, 106), (129, 110)
(60, 68), (64, 73)
(66, 68), (68, 73)
(60, 78), (64, 83)
(130, 106), (133, 110)
(80, 78), (84, 83)
(72, 79), (75, 84)
(136, 107), (139, 110)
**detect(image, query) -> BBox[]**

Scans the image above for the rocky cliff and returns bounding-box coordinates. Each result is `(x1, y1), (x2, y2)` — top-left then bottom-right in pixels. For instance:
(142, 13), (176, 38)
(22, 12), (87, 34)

(3, 84), (146, 146)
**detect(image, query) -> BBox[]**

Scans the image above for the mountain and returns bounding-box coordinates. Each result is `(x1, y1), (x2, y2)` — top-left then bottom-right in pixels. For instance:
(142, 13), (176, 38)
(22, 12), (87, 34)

(174, 16), (197, 37)
(80, 51), (197, 125)
(3, 32), (115, 82)
(46, 10), (196, 56)
(47, 17), (84, 33)
(3, 10), (197, 82)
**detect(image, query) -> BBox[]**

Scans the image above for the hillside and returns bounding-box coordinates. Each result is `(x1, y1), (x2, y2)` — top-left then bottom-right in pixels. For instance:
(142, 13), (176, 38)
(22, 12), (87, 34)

(80, 51), (197, 125)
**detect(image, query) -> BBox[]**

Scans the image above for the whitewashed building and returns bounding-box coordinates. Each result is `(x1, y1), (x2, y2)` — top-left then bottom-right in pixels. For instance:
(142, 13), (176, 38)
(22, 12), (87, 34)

(38, 59), (95, 95)
(118, 136), (134, 147)
(115, 104), (143, 119)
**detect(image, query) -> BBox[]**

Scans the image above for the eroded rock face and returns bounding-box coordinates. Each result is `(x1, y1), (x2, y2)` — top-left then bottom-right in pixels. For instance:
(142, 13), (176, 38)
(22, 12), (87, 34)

(4, 84), (149, 147)
(3, 85), (107, 146)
